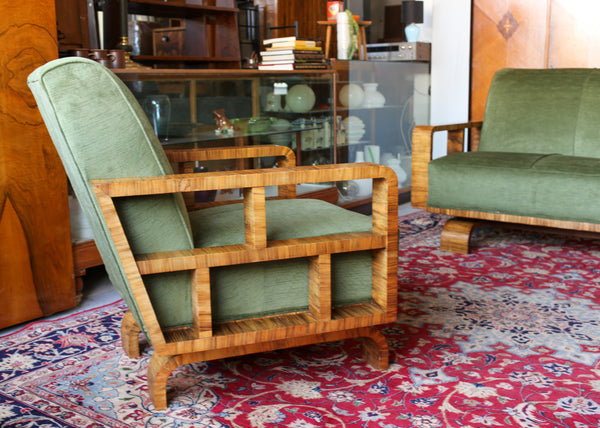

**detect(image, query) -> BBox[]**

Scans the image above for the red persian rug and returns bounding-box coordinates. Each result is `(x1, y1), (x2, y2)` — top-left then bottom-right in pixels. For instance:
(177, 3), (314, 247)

(1, 211), (600, 427)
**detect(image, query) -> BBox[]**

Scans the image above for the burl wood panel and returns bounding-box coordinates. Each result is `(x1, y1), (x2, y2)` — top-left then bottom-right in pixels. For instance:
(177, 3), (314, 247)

(471, 0), (550, 121)
(0, 0), (76, 328)
(471, 0), (600, 122)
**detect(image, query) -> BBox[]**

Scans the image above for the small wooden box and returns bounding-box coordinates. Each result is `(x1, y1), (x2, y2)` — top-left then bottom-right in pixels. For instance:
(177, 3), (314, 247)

(153, 27), (185, 57)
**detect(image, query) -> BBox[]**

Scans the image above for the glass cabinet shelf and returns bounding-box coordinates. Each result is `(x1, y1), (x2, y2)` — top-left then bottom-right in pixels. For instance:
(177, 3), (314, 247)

(159, 124), (326, 146)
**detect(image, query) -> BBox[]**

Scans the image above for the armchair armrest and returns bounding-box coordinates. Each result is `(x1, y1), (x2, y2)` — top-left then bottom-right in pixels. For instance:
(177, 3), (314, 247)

(411, 122), (482, 209)
(91, 162), (398, 248)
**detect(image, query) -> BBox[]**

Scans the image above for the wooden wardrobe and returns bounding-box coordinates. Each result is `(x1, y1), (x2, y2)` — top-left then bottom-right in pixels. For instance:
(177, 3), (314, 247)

(471, 0), (600, 121)
(0, 1), (76, 328)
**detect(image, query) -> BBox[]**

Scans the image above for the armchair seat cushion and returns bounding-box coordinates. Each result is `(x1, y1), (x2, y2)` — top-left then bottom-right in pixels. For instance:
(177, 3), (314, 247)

(428, 152), (600, 224)
(188, 199), (374, 322)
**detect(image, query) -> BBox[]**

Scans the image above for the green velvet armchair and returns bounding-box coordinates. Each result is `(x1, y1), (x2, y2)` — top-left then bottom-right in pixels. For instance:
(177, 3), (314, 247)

(28, 57), (398, 409)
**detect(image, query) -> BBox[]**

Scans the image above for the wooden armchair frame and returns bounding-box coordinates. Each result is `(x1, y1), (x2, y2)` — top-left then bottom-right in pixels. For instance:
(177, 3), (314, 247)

(92, 144), (398, 409)
(411, 122), (600, 253)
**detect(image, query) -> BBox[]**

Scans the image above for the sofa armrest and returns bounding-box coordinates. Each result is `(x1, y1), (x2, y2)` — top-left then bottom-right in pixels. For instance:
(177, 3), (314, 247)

(411, 122), (482, 209)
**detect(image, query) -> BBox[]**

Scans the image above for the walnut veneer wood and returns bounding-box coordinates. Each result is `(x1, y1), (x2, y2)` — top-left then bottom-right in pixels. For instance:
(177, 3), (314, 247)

(0, 0), (76, 329)
(410, 123), (600, 254)
(102, 144), (398, 409)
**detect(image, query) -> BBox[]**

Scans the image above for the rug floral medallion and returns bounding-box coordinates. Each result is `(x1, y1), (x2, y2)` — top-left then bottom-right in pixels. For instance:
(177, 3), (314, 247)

(2, 212), (600, 427)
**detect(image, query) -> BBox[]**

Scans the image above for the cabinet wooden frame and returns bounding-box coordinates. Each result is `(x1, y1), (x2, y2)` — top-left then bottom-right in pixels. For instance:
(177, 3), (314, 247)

(92, 144), (398, 409)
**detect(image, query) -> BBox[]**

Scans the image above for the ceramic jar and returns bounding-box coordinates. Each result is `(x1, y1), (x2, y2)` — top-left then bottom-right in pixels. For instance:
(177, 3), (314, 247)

(337, 12), (350, 59)
(385, 155), (408, 187)
(362, 83), (385, 108)
(265, 92), (282, 112)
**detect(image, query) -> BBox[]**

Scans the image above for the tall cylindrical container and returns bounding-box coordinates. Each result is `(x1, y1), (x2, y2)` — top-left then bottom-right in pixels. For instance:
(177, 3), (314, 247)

(336, 12), (350, 59)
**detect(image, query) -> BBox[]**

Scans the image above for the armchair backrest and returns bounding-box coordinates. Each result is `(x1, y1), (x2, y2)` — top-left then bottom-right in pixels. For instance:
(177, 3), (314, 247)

(28, 57), (194, 334)
(479, 68), (600, 158)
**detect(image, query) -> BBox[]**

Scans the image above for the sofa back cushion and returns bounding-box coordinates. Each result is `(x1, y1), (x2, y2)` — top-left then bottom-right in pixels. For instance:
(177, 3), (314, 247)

(479, 68), (600, 158)
(28, 57), (194, 333)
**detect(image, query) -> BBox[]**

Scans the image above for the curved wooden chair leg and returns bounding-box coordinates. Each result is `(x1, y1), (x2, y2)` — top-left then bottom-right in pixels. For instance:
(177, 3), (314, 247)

(359, 327), (389, 370)
(121, 310), (142, 358)
(440, 218), (481, 254)
(147, 353), (180, 410)
(145, 327), (391, 410)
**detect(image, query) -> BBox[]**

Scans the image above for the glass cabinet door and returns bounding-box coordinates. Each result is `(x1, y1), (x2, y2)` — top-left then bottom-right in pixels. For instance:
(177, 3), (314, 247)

(334, 60), (430, 192)
(116, 70), (336, 167)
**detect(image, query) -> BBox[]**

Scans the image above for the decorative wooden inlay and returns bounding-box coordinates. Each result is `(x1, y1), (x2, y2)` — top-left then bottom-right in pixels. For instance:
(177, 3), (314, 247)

(497, 11), (519, 40)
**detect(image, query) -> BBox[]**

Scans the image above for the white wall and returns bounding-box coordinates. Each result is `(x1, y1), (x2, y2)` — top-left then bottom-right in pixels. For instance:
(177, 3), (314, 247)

(346, 0), (472, 159)
(429, 0), (472, 158)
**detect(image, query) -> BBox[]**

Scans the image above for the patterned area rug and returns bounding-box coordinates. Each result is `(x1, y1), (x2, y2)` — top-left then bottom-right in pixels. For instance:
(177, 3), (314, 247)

(2, 211), (600, 427)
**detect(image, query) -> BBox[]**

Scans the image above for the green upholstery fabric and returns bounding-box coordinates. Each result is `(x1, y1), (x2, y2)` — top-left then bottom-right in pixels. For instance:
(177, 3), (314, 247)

(28, 57), (374, 333)
(478, 68), (600, 156)
(428, 152), (600, 223)
(28, 57), (194, 335)
(428, 68), (600, 223)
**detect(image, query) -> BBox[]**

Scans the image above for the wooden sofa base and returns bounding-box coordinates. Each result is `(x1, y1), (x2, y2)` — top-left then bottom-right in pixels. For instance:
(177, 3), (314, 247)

(427, 208), (600, 254)
(440, 218), (483, 254)
(120, 310), (389, 410)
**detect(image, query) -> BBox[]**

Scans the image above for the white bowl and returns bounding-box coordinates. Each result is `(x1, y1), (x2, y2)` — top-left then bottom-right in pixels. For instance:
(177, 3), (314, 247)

(269, 118), (291, 132)
(341, 115), (365, 128)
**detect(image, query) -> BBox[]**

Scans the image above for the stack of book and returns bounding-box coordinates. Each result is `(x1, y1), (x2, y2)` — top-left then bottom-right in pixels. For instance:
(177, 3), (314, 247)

(258, 36), (328, 70)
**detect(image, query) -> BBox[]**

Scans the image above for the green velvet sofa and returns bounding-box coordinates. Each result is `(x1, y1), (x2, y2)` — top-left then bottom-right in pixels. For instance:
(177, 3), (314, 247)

(412, 68), (600, 253)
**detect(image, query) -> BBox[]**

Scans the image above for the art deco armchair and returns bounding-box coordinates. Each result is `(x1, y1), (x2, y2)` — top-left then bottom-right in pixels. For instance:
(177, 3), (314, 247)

(28, 57), (398, 409)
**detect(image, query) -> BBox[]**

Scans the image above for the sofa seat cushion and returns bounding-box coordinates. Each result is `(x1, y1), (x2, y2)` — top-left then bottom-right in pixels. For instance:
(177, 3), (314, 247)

(428, 152), (600, 224)
(184, 199), (373, 322)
